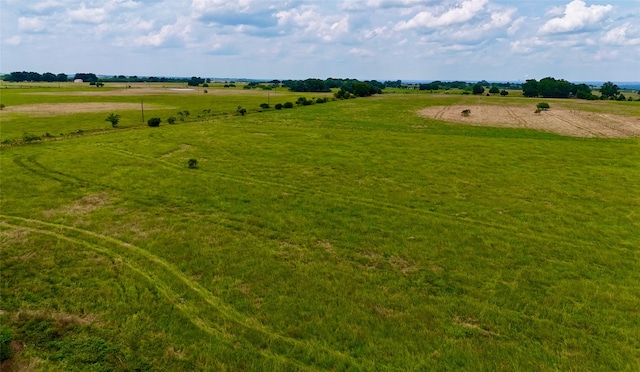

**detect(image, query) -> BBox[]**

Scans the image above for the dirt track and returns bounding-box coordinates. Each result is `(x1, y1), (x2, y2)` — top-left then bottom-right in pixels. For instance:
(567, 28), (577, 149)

(418, 105), (640, 138)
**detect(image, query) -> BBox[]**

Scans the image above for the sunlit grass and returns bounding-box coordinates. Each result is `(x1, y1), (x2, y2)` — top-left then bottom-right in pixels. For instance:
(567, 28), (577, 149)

(1, 86), (639, 370)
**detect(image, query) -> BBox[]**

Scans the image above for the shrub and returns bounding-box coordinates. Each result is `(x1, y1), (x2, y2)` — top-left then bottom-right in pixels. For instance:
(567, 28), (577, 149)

(202, 83), (209, 87)
(536, 102), (550, 110)
(316, 97), (328, 104)
(275, 103), (283, 110)
(0, 103), (5, 110)
(260, 103), (270, 109)
(236, 106), (247, 116)
(461, 109), (471, 117)
(283, 102), (294, 109)
(500, 90), (509, 96)
(0, 325), (12, 362)
(147, 117), (161, 127)
(188, 159), (198, 169)
(105, 113), (120, 128)
(203, 90), (208, 93)
(167, 116), (176, 124)
(23, 133), (42, 143)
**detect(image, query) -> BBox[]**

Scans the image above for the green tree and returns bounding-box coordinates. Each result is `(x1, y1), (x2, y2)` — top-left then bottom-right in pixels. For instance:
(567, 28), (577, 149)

(599, 81), (619, 99)
(522, 79), (538, 97)
(489, 86), (500, 94)
(472, 83), (485, 95)
(105, 113), (120, 127)
(500, 90), (509, 96)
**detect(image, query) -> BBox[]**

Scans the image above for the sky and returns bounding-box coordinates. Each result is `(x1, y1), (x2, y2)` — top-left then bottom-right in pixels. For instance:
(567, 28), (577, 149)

(1, 0), (639, 82)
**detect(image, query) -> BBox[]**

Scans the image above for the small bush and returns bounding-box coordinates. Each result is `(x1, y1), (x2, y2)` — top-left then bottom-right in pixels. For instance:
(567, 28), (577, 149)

(23, 133), (42, 143)
(500, 90), (509, 96)
(461, 109), (471, 117)
(0, 103), (5, 110)
(203, 90), (208, 93)
(147, 117), (161, 127)
(275, 103), (283, 110)
(202, 83), (209, 87)
(260, 103), (270, 109)
(188, 159), (198, 169)
(283, 102), (294, 109)
(236, 106), (247, 116)
(167, 116), (176, 124)
(105, 113), (120, 128)
(536, 102), (550, 110)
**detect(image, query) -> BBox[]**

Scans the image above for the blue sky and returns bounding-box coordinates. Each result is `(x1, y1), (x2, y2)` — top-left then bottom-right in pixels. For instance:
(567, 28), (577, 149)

(2, 0), (639, 81)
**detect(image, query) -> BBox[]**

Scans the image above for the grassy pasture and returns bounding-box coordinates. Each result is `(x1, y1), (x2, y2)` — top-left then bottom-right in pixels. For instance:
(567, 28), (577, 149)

(1, 85), (639, 370)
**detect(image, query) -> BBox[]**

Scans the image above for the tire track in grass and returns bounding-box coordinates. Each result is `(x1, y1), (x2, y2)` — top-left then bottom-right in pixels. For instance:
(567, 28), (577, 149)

(101, 145), (622, 251)
(504, 105), (526, 127)
(0, 215), (369, 371)
(14, 155), (88, 187)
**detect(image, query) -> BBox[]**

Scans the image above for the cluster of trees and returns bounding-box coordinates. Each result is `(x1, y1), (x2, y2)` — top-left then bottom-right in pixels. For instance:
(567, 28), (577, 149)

(280, 78), (384, 97)
(3, 71), (69, 82)
(521, 77), (630, 100)
(418, 80), (520, 92)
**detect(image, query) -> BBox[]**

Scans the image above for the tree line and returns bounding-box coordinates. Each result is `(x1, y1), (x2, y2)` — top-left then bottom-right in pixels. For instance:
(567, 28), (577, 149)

(521, 77), (634, 100)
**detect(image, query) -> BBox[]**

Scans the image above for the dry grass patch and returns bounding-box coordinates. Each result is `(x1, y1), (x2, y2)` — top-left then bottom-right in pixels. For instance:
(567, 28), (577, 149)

(42, 192), (111, 217)
(418, 105), (640, 138)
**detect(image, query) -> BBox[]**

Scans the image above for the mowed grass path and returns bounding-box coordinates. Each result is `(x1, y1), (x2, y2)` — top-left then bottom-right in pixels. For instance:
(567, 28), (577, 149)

(1, 88), (639, 370)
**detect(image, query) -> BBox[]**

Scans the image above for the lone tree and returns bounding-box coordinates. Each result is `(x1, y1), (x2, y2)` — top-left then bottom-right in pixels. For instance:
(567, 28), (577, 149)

(489, 86), (500, 94)
(105, 113), (120, 127)
(472, 83), (485, 95)
(599, 81), (619, 99)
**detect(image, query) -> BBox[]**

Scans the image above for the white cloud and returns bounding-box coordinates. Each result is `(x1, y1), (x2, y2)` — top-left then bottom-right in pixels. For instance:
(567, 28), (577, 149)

(191, 0), (278, 27)
(18, 17), (46, 33)
(342, 0), (430, 11)
(508, 16), (525, 36)
(5, 35), (22, 46)
(277, 6), (350, 42)
(349, 47), (374, 56)
(601, 24), (640, 46)
(395, 0), (488, 30)
(67, 4), (108, 24)
(539, 0), (612, 34)
(135, 16), (192, 47)
(30, 0), (64, 13)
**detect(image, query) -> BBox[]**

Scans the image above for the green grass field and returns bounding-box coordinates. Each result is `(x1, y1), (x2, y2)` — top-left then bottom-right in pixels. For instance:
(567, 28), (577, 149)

(1, 83), (639, 370)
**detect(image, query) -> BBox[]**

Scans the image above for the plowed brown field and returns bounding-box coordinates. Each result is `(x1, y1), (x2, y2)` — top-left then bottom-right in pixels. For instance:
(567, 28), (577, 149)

(418, 105), (640, 138)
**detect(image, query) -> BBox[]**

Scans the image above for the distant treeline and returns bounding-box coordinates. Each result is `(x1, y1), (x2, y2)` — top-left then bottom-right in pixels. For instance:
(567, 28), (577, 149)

(1, 71), (203, 84)
(522, 77), (636, 100)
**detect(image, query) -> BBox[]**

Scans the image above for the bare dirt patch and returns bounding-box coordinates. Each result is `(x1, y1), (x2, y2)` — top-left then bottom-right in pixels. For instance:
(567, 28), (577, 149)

(417, 105), (640, 138)
(2, 102), (168, 116)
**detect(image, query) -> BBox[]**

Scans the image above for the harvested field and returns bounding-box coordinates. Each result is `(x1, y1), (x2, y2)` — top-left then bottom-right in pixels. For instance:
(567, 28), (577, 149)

(418, 105), (640, 138)
(1, 102), (169, 116)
